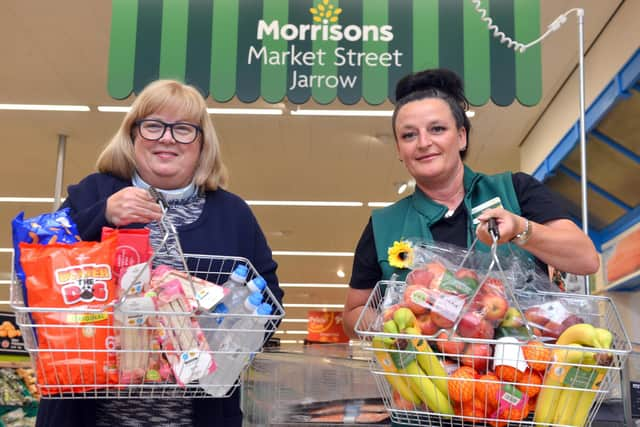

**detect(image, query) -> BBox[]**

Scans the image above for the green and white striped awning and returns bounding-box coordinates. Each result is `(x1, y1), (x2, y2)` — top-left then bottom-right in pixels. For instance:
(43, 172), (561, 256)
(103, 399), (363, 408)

(108, 0), (541, 106)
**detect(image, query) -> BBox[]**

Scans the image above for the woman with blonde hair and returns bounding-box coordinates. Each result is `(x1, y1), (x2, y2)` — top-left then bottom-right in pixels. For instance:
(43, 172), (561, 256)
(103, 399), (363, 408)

(36, 79), (282, 427)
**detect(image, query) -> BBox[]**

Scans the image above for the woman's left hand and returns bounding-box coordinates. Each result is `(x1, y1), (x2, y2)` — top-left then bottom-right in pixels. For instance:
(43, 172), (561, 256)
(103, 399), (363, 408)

(475, 207), (525, 245)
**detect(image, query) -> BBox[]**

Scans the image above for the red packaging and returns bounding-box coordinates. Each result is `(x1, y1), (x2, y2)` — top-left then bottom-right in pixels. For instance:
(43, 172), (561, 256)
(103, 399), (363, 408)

(19, 236), (118, 394)
(101, 227), (153, 278)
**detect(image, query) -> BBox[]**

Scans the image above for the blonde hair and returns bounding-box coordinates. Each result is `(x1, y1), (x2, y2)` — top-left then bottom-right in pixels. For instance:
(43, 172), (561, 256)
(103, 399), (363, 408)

(96, 79), (228, 191)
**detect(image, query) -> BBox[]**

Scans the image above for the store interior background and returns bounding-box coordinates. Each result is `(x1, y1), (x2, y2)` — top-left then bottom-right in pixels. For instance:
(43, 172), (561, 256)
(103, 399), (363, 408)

(0, 0), (638, 349)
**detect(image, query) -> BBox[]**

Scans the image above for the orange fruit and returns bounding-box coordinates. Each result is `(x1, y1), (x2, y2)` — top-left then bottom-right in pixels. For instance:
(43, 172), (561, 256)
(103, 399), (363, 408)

(494, 365), (522, 382)
(499, 404), (530, 421)
(522, 340), (552, 372)
(460, 399), (486, 421)
(516, 369), (542, 398)
(448, 366), (478, 402)
(475, 372), (501, 409)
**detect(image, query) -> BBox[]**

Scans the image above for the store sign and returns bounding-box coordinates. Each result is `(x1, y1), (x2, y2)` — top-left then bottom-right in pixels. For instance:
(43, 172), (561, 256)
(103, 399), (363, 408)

(307, 310), (349, 343)
(108, 0), (541, 106)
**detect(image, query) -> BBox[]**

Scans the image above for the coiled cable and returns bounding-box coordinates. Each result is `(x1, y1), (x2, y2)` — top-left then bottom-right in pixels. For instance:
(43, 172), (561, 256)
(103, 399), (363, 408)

(469, 0), (583, 53)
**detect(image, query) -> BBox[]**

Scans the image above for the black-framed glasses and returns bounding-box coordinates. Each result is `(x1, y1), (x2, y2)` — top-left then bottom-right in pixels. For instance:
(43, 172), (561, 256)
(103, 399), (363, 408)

(134, 119), (202, 144)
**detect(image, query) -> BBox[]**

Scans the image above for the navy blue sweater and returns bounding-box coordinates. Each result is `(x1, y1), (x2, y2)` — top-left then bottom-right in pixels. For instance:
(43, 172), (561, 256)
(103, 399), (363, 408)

(36, 173), (282, 427)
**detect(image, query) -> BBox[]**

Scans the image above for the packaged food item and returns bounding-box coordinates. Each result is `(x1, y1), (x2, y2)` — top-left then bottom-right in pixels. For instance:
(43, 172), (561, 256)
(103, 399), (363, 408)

(19, 236), (117, 394)
(11, 209), (81, 291)
(151, 266), (227, 312)
(153, 278), (215, 386)
(101, 227), (153, 278)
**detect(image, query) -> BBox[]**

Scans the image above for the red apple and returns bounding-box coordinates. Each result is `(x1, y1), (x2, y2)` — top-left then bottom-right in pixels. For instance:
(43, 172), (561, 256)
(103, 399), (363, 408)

(461, 343), (492, 372)
(477, 293), (509, 321)
(479, 277), (505, 296)
(406, 268), (435, 288)
(476, 319), (496, 340)
(403, 285), (433, 315)
(415, 312), (439, 336)
(458, 312), (495, 339)
(431, 309), (456, 329)
(435, 332), (466, 355)
(423, 262), (447, 288)
(456, 311), (484, 338)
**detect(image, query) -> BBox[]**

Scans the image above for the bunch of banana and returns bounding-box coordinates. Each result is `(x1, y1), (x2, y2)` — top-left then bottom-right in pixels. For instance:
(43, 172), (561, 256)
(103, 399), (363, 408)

(372, 335), (422, 405)
(404, 326), (449, 397)
(564, 327), (613, 427)
(533, 323), (613, 427)
(373, 308), (454, 415)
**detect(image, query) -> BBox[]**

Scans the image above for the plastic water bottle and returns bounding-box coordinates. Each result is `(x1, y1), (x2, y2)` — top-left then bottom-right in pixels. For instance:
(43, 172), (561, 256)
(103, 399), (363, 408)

(200, 302), (273, 396)
(200, 265), (248, 348)
(199, 296), (266, 395)
(201, 270), (266, 354)
(217, 271), (266, 318)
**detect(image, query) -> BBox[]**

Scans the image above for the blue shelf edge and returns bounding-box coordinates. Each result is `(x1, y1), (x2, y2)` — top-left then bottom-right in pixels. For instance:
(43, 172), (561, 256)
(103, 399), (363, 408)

(597, 271), (640, 293)
(532, 48), (640, 250)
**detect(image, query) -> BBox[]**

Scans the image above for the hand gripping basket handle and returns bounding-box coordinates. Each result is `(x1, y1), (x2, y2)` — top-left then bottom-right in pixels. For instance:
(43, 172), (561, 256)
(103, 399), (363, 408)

(107, 187), (197, 315)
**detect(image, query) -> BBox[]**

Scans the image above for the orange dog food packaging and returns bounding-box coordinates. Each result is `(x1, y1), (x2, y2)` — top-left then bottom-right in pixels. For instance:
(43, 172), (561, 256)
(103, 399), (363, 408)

(19, 236), (118, 394)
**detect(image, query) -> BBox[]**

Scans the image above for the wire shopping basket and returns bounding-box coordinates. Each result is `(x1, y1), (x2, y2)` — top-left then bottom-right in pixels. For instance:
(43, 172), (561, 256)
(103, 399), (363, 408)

(354, 225), (632, 426)
(10, 189), (285, 399)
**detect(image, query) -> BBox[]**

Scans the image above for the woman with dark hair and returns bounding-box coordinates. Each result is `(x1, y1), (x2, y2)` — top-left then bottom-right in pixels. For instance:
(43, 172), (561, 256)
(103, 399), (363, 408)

(343, 68), (599, 338)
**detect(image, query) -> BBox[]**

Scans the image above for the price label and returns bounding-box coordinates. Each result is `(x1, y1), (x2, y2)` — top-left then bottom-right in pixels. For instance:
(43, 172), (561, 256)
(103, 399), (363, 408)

(432, 293), (465, 322)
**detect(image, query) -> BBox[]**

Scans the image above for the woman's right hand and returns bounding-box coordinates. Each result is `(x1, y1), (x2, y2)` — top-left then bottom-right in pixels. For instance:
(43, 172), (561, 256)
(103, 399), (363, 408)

(105, 187), (163, 226)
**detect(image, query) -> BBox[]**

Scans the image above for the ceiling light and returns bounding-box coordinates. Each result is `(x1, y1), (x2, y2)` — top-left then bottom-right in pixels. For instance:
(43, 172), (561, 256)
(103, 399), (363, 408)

(97, 106), (131, 112)
(247, 200), (363, 207)
(0, 197), (57, 203)
(284, 330), (309, 335)
(279, 340), (304, 344)
(466, 110), (476, 118)
(281, 318), (309, 323)
(336, 269), (346, 278)
(367, 202), (393, 208)
(207, 108), (283, 115)
(283, 303), (345, 309)
(0, 104), (90, 112)
(291, 109), (393, 117)
(0, 248), (14, 253)
(396, 178), (416, 194)
(279, 283), (348, 288)
(272, 251), (354, 257)
(97, 106), (283, 115)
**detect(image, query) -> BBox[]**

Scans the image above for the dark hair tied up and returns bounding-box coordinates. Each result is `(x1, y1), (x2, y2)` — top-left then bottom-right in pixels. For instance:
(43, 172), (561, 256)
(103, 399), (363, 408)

(392, 68), (471, 160)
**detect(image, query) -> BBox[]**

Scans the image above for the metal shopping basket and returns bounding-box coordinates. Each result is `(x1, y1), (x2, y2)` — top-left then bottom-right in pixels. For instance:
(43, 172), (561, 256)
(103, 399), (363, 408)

(9, 189), (285, 399)
(354, 224), (632, 426)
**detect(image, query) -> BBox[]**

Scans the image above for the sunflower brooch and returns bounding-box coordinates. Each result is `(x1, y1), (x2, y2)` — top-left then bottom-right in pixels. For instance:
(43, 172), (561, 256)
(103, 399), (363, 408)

(387, 240), (414, 269)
